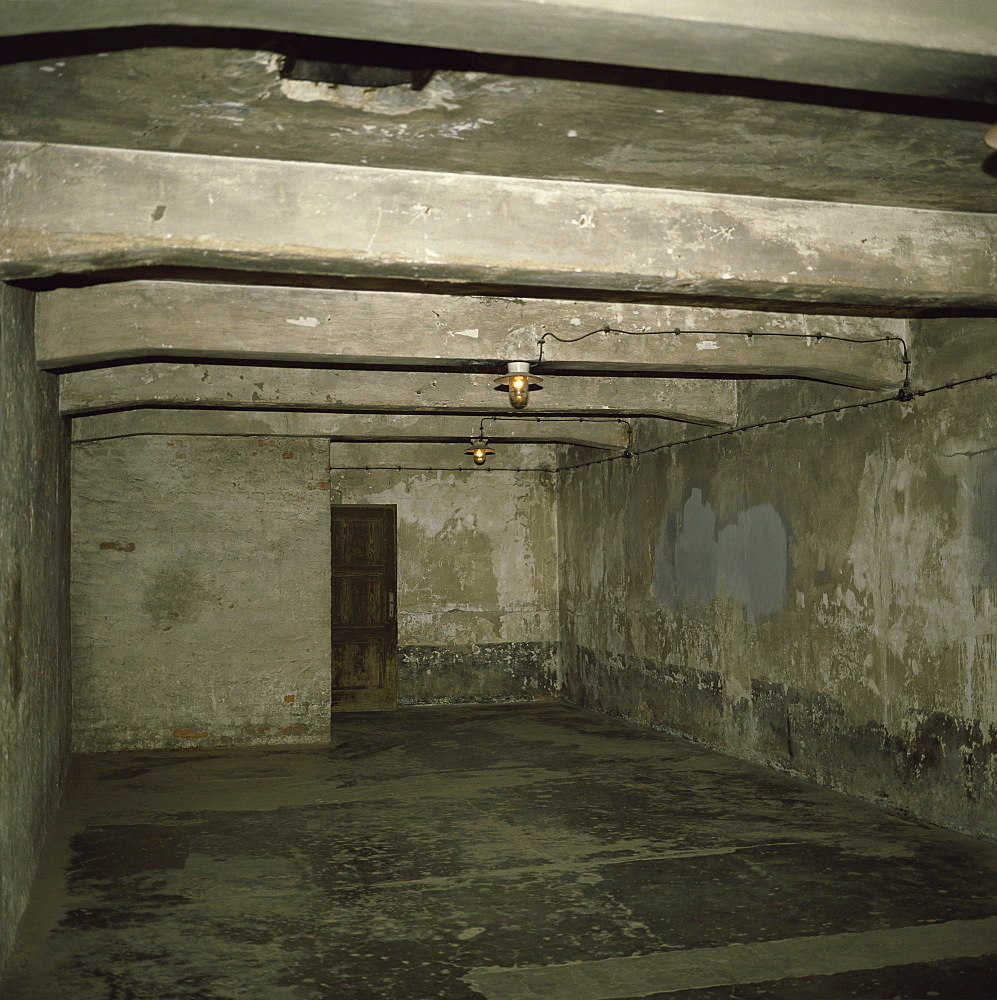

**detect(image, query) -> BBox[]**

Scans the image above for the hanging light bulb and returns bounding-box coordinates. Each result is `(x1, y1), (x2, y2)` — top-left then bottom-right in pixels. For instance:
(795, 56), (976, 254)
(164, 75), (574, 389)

(494, 361), (543, 410)
(464, 437), (495, 466)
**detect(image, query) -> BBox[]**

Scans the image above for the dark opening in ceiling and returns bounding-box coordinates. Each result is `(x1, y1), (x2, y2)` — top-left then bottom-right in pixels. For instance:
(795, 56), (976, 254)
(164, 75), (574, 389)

(1, 25), (995, 120)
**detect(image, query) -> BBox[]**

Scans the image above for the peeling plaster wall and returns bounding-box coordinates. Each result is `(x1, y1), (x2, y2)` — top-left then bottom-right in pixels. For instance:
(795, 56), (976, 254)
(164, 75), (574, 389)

(558, 360), (997, 839)
(71, 435), (332, 752)
(330, 446), (560, 704)
(0, 284), (70, 974)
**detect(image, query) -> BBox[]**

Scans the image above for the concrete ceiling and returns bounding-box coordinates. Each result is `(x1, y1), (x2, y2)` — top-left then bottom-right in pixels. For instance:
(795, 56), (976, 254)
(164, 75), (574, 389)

(4, 0), (997, 99)
(2, 44), (995, 213)
(2, 3), (995, 455)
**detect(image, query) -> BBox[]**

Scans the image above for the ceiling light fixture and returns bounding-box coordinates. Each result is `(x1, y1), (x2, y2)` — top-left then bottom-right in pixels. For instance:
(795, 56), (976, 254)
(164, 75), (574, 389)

(494, 361), (542, 410)
(464, 437), (495, 466)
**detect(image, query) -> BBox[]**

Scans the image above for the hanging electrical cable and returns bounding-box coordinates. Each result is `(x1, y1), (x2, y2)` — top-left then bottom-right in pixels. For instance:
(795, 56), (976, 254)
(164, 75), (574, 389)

(461, 414), (634, 464)
(532, 325), (912, 394)
(555, 367), (997, 474)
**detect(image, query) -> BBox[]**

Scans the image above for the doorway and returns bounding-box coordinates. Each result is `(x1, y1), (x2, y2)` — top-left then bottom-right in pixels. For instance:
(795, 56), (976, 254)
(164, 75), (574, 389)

(330, 504), (398, 712)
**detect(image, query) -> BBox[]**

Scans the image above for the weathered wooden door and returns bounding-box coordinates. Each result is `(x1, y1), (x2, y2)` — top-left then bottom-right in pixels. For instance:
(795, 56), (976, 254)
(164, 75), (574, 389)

(330, 505), (398, 712)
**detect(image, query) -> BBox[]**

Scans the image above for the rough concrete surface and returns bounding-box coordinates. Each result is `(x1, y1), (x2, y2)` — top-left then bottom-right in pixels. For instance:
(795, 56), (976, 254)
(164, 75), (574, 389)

(0, 284), (71, 973)
(4, 141), (997, 311)
(35, 281), (907, 388)
(59, 363), (737, 426)
(327, 441), (559, 472)
(71, 434), (333, 752)
(6, 42), (990, 219)
(3, 5), (997, 992)
(558, 359), (997, 838)
(69, 411), (630, 453)
(399, 642), (559, 706)
(2, 1), (995, 99)
(70, 437), (562, 752)
(3, 704), (997, 999)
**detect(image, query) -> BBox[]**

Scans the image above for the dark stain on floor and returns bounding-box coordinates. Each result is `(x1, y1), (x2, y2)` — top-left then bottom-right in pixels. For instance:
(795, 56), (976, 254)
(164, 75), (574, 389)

(3, 703), (996, 999)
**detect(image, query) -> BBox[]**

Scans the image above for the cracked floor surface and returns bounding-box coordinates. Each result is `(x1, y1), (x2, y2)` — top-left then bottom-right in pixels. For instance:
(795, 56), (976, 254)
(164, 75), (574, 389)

(4, 702), (997, 999)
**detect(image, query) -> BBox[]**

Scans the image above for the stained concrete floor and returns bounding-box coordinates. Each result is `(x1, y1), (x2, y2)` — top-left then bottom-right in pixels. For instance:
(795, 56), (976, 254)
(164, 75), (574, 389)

(4, 703), (997, 1000)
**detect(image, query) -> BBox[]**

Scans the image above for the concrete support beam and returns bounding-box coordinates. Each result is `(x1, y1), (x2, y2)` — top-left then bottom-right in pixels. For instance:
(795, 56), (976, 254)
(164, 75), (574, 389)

(36, 281), (908, 389)
(327, 442), (558, 472)
(908, 316), (997, 387)
(69, 409), (630, 450)
(60, 364), (736, 425)
(5, 143), (997, 311)
(2, 1), (995, 101)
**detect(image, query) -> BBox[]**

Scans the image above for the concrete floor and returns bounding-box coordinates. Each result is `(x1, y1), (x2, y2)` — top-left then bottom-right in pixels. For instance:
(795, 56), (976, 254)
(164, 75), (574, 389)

(4, 703), (997, 1000)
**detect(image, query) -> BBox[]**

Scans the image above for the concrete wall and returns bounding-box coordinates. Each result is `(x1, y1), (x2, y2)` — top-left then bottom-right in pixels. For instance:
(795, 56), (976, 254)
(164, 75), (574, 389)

(71, 437), (560, 752)
(0, 284), (70, 973)
(558, 341), (997, 839)
(71, 434), (332, 752)
(330, 443), (561, 705)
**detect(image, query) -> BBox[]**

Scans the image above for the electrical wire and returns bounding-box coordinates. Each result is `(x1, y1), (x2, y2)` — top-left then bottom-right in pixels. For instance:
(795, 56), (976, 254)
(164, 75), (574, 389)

(353, 465), (558, 474)
(534, 326), (911, 388)
(537, 325), (909, 361)
(555, 367), (997, 474)
(476, 413), (632, 441)
(341, 366), (994, 475)
(349, 328), (967, 474)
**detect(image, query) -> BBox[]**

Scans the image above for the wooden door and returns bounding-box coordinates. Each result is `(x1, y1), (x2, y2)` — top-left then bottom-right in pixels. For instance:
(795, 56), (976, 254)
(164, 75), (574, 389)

(330, 505), (398, 712)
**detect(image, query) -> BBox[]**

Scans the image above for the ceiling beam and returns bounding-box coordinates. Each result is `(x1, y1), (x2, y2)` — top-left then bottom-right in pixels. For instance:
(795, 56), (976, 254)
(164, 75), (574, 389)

(59, 364), (736, 425)
(5, 143), (997, 311)
(2, 1), (995, 102)
(326, 442), (559, 472)
(36, 281), (908, 389)
(69, 409), (630, 450)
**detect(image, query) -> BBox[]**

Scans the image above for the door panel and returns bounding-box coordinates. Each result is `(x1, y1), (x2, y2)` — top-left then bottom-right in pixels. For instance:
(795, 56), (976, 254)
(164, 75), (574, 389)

(331, 517), (387, 567)
(332, 640), (388, 688)
(331, 578), (386, 628)
(331, 505), (397, 712)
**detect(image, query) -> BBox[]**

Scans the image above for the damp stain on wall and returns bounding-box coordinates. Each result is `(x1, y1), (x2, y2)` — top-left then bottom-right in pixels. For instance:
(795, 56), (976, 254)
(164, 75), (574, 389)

(3, 562), (23, 703)
(654, 487), (788, 622)
(140, 563), (212, 627)
(558, 360), (997, 841)
(971, 451), (997, 588)
(71, 434), (332, 752)
(0, 283), (70, 976)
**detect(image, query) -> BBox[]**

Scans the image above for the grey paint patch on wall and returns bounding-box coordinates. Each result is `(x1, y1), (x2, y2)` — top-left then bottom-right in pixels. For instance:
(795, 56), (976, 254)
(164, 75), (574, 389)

(558, 352), (997, 840)
(656, 487), (788, 622)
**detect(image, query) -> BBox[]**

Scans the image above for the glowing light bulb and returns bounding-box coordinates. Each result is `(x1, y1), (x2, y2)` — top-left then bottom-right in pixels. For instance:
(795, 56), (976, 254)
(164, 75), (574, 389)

(464, 438), (495, 466)
(494, 362), (542, 410)
(508, 374), (529, 409)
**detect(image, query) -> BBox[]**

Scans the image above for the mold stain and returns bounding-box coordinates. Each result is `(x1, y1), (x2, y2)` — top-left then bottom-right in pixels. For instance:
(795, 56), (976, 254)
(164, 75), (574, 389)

(971, 451), (997, 587)
(141, 564), (213, 627)
(3, 562), (23, 702)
